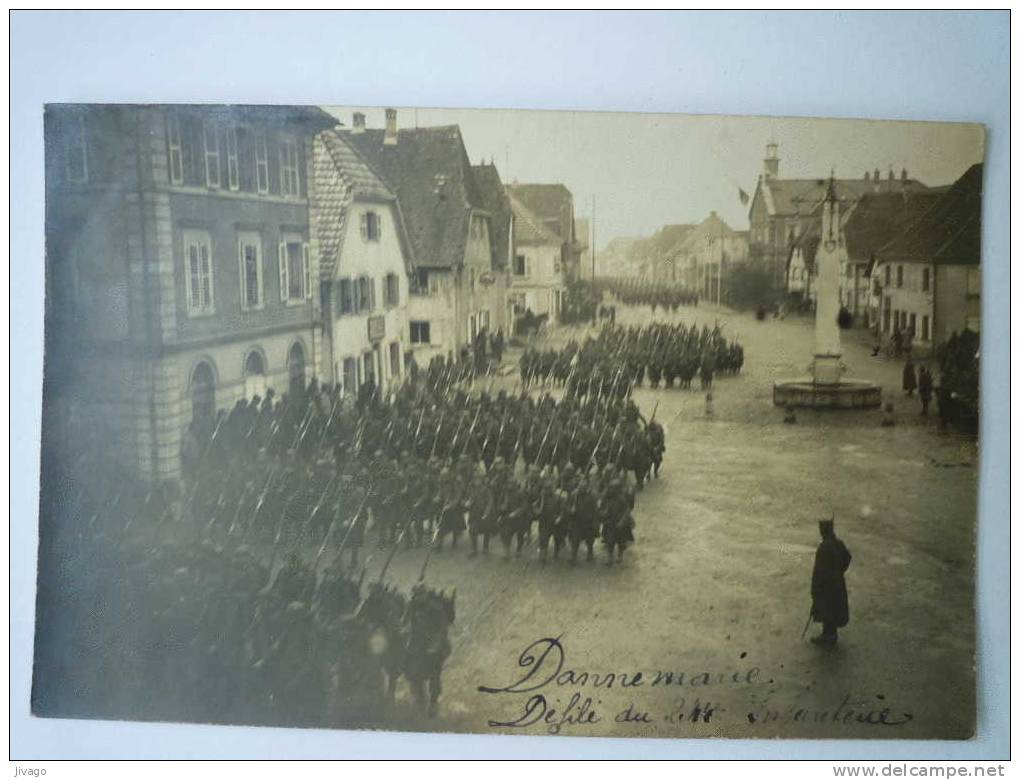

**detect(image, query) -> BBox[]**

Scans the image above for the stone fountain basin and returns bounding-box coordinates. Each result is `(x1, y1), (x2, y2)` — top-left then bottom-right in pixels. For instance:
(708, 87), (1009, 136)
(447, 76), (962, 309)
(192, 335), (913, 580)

(773, 379), (882, 409)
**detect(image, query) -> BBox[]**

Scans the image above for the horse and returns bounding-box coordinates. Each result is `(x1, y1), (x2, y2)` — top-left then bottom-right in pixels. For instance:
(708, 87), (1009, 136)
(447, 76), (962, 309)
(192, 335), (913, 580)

(345, 582), (408, 703)
(404, 586), (456, 716)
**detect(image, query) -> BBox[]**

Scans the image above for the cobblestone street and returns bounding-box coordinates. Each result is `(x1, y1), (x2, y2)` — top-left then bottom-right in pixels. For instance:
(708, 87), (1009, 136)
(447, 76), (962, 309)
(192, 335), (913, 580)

(362, 303), (977, 739)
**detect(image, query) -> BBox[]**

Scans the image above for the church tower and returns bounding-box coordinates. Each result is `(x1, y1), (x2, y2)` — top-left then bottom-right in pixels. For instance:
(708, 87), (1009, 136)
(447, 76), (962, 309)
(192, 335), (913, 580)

(763, 141), (780, 179)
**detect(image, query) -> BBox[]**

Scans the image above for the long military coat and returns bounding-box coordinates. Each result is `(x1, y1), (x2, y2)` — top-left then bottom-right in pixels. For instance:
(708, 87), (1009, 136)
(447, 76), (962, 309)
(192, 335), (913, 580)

(811, 536), (852, 627)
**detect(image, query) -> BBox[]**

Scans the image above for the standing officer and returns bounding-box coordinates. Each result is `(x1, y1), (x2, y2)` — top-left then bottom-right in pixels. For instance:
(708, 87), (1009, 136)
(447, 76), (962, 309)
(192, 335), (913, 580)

(810, 518), (852, 647)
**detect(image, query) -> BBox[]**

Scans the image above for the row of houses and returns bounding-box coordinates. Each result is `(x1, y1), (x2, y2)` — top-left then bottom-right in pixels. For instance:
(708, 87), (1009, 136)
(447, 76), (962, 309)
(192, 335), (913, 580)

(605, 212), (750, 301)
(596, 140), (981, 349)
(769, 147), (982, 345)
(43, 104), (582, 480)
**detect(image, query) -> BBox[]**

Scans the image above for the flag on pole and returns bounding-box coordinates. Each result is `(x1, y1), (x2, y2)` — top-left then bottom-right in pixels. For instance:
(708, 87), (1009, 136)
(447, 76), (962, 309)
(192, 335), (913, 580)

(738, 187), (750, 206)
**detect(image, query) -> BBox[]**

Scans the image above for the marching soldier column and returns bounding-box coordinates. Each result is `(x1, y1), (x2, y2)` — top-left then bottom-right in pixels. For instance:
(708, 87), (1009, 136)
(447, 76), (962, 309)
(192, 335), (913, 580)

(42, 330), (680, 726)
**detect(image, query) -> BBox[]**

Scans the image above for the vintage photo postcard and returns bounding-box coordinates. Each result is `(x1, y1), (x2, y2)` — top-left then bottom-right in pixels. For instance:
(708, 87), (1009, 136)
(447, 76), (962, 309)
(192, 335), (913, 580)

(33, 104), (983, 741)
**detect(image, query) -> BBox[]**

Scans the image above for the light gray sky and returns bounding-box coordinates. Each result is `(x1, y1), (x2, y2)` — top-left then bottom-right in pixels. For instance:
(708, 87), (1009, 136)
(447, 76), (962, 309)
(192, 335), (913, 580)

(328, 106), (984, 251)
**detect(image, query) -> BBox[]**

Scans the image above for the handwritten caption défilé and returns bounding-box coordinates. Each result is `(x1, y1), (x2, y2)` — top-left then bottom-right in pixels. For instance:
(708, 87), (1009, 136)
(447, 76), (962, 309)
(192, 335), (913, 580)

(477, 636), (912, 735)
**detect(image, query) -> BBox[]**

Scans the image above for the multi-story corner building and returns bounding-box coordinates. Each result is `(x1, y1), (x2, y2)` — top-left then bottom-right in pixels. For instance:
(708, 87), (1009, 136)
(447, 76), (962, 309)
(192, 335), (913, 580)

(873, 163), (982, 344)
(44, 104), (336, 482)
(506, 182), (584, 283)
(507, 192), (566, 325)
(840, 186), (946, 324)
(345, 110), (507, 363)
(786, 180), (944, 318)
(312, 128), (415, 396)
(748, 141), (929, 291)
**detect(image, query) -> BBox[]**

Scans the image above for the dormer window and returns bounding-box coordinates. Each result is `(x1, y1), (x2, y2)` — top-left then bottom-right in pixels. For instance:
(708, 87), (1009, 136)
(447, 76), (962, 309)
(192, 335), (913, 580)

(360, 211), (381, 242)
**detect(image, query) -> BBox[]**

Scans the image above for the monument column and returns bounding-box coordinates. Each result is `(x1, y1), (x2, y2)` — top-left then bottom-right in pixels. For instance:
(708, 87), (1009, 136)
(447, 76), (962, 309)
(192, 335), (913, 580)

(812, 176), (844, 385)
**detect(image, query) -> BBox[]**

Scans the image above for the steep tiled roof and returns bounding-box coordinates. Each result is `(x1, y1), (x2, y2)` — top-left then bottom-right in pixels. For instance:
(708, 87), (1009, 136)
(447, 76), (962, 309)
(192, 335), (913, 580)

(842, 188), (947, 263)
(507, 183), (574, 242)
(509, 193), (562, 246)
(312, 129), (401, 280)
(346, 125), (483, 269)
(876, 163), (982, 267)
(763, 176), (929, 217)
(472, 163), (513, 270)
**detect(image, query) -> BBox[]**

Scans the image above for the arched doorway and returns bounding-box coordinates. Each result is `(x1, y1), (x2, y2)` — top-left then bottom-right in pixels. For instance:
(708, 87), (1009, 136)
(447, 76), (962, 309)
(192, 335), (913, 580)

(244, 349), (267, 401)
(288, 342), (306, 401)
(191, 361), (216, 429)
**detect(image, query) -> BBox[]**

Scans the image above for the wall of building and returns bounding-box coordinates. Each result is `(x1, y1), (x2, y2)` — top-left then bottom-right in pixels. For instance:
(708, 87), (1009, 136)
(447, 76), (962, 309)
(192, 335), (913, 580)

(43, 104), (324, 483)
(167, 191), (315, 344)
(509, 243), (563, 320)
(935, 265), (981, 342)
(328, 200), (409, 394)
(874, 261), (934, 341)
(407, 268), (457, 363)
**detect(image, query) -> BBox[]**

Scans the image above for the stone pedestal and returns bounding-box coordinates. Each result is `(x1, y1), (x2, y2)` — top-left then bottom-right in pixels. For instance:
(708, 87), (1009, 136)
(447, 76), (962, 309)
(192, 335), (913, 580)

(811, 355), (844, 386)
(771, 175), (881, 410)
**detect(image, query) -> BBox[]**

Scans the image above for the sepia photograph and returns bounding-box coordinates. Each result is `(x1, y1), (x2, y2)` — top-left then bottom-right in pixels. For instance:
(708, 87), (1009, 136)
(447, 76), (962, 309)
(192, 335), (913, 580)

(32, 101), (986, 741)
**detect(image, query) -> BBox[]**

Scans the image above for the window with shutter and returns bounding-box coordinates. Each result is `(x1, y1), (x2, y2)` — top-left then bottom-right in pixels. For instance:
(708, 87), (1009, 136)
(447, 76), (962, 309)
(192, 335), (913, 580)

(410, 321), (431, 344)
(358, 276), (371, 311)
(367, 212), (381, 241)
(183, 229), (214, 315)
(279, 236), (305, 302)
(279, 136), (300, 197)
(385, 273), (399, 307)
(278, 242), (288, 302)
(255, 131), (269, 194)
(369, 277), (376, 310)
(238, 232), (262, 310)
(360, 213), (368, 240)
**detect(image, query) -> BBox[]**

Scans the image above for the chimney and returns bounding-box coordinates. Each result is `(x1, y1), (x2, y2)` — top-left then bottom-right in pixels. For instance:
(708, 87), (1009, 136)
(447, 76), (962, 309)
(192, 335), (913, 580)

(864, 171), (870, 181)
(352, 112), (366, 134)
(873, 167), (881, 182)
(384, 108), (397, 146)
(901, 167), (908, 182)
(888, 166), (895, 181)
